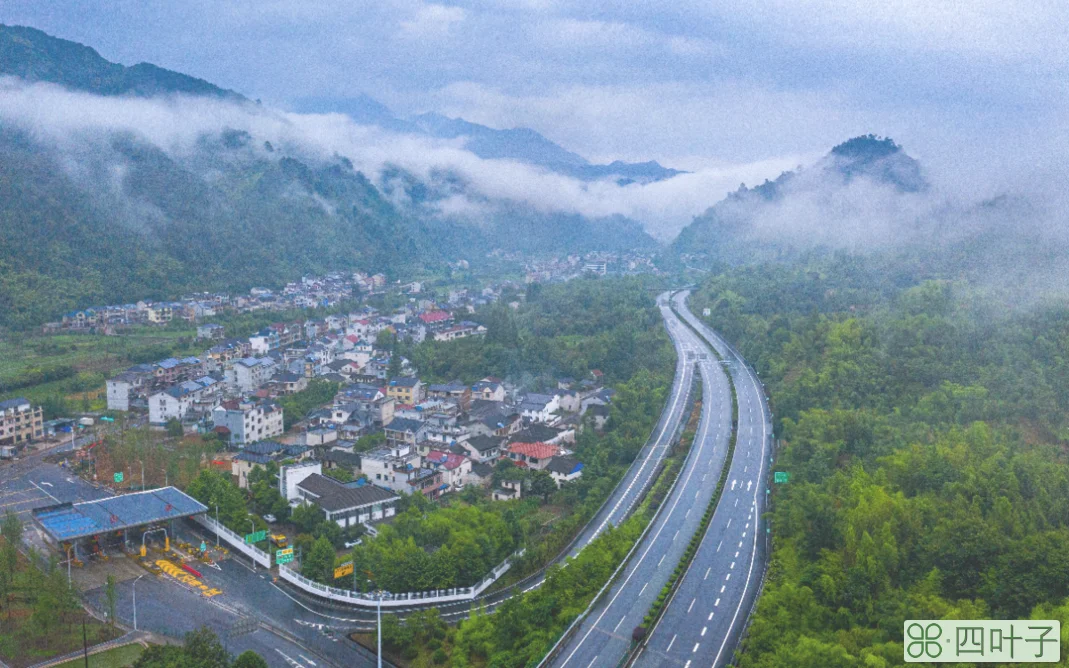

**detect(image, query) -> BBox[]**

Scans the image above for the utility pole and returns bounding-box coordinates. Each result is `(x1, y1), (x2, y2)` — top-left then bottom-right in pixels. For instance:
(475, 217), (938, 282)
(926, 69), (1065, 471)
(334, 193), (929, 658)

(247, 519), (257, 572)
(215, 504), (220, 547)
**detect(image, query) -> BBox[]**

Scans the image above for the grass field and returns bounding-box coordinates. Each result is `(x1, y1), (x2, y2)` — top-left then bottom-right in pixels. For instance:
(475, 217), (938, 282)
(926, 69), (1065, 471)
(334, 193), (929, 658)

(0, 328), (200, 405)
(51, 643), (145, 668)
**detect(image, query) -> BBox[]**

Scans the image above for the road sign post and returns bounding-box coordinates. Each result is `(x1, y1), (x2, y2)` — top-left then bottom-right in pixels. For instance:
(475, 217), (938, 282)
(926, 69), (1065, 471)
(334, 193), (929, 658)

(774, 471), (789, 484)
(113, 472), (123, 483)
(276, 548), (294, 565)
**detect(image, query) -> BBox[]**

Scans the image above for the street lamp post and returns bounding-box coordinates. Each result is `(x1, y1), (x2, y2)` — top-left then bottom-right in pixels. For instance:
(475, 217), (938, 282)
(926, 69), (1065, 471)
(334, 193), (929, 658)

(162, 468), (168, 487)
(67, 544), (74, 587)
(132, 574), (144, 631)
(215, 504), (220, 547)
(137, 459), (144, 491)
(247, 519), (256, 572)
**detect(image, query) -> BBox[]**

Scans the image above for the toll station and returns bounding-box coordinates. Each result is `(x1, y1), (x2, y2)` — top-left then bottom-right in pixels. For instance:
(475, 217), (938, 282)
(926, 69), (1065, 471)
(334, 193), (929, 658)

(32, 486), (208, 563)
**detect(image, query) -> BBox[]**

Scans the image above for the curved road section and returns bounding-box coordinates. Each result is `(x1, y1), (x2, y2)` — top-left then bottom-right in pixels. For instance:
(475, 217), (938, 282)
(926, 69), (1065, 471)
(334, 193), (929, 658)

(633, 291), (773, 668)
(553, 292), (735, 667)
(258, 292), (705, 625)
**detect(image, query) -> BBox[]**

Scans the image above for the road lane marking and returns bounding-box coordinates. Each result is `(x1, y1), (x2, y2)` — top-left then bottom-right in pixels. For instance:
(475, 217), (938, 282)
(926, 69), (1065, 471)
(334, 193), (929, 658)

(720, 585), (725, 593)
(708, 612), (714, 620)
(716, 540), (722, 552)
(667, 634), (677, 651)
(658, 555), (666, 567)
(726, 573), (731, 581)
(673, 530), (679, 541)
(715, 598), (720, 606)
(614, 616), (626, 633)
(688, 598), (696, 613)
(693, 642), (700, 653)
(586, 658), (598, 668)
(726, 519), (731, 528)
(640, 582), (648, 595)
(704, 568), (711, 580)
(702, 626), (708, 636)
(730, 561), (735, 569)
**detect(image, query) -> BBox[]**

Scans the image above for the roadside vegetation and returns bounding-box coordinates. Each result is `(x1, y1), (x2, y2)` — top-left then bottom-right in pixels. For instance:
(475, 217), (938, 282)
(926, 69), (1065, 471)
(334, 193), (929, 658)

(0, 514), (122, 667)
(686, 260), (1069, 667)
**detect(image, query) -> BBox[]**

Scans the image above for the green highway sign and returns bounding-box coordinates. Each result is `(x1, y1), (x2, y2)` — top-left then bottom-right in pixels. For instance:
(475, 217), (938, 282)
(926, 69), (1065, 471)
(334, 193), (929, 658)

(245, 530), (267, 544)
(113, 472), (123, 483)
(276, 548), (294, 564)
(774, 471), (789, 484)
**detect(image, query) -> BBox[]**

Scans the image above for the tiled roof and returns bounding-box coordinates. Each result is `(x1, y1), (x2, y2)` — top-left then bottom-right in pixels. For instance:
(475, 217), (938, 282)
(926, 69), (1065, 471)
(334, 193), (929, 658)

(507, 442), (562, 460)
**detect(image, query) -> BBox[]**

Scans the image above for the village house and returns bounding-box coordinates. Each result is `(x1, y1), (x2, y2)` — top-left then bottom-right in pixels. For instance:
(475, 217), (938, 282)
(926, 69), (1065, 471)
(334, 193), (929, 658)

(360, 442), (422, 494)
(212, 398), (284, 447)
(505, 441), (568, 470)
(196, 323), (225, 340)
(432, 321), (487, 342)
(519, 393), (561, 424)
(148, 376), (220, 425)
(295, 474), (400, 528)
(427, 380), (472, 410)
(471, 380), (506, 402)
(0, 398), (44, 446)
(425, 449), (473, 490)
(386, 377), (425, 404)
(231, 441), (310, 488)
(227, 357), (278, 393)
(492, 478), (523, 501)
(383, 417), (424, 449)
(546, 456), (584, 487)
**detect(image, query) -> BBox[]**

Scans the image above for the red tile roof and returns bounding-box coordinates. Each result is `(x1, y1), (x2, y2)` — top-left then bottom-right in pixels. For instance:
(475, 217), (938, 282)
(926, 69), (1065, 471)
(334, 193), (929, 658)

(507, 442), (562, 460)
(419, 310), (452, 324)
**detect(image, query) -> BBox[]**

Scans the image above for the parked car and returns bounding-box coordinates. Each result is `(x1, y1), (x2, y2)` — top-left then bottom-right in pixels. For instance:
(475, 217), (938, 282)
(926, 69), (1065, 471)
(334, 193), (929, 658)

(344, 539), (362, 548)
(263, 514), (276, 523)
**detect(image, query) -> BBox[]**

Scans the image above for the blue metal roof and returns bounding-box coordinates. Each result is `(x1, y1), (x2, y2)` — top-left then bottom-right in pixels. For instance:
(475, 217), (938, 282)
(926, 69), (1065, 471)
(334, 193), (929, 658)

(34, 487), (207, 542)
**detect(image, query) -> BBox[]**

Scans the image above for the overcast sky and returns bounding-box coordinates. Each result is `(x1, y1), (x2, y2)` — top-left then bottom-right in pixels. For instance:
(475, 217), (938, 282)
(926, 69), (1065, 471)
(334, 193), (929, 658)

(2, 1), (1066, 182)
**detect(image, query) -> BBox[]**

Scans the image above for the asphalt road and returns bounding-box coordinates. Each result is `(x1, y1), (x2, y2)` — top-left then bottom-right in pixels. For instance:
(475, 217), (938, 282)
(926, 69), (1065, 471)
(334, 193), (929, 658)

(632, 291), (773, 668)
(552, 294), (735, 668)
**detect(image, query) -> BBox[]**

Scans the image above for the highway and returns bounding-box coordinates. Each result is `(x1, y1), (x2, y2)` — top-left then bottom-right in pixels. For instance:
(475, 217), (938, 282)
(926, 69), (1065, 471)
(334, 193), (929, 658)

(632, 291), (773, 668)
(266, 292), (708, 626)
(552, 292), (735, 667)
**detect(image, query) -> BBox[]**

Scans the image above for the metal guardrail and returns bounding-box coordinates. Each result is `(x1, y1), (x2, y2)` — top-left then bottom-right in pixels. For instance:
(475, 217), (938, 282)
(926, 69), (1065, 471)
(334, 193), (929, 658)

(191, 514), (271, 568)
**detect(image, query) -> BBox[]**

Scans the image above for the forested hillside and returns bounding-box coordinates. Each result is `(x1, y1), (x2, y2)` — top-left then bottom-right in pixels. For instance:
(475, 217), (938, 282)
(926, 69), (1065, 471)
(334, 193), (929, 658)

(0, 24), (659, 330)
(688, 260), (1069, 667)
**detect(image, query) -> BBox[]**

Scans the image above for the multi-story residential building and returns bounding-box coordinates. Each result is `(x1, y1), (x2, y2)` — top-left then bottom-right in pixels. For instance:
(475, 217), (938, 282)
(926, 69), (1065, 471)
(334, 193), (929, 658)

(146, 303), (175, 324)
(425, 450), (472, 491)
(386, 377), (424, 404)
(230, 441), (309, 488)
(148, 376), (220, 425)
(204, 339), (251, 371)
(383, 417), (424, 450)
(196, 323), (225, 340)
(105, 365), (155, 411)
(360, 443), (422, 494)
(154, 357), (206, 387)
(0, 398), (44, 445)
(519, 393), (561, 424)
(427, 380), (472, 410)
(212, 398), (284, 447)
(227, 357), (277, 393)
(249, 329), (281, 355)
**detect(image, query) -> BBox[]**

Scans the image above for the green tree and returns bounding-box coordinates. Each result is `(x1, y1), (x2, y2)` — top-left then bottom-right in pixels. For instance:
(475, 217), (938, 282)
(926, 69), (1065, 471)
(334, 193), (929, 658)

(232, 650), (269, 668)
(165, 418), (184, 438)
(529, 470), (557, 503)
(104, 574), (118, 624)
(302, 536), (337, 584)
